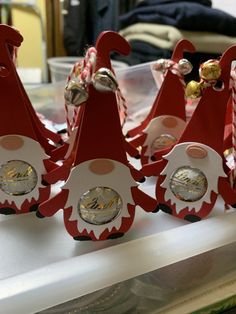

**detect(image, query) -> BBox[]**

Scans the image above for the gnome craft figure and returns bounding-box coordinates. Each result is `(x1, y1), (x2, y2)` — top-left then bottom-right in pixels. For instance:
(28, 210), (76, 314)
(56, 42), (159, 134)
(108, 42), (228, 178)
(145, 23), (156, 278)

(126, 39), (195, 166)
(37, 31), (158, 241)
(0, 25), (58, 214)
(51, 43), (139, 163)
(142, 46), (236, 222)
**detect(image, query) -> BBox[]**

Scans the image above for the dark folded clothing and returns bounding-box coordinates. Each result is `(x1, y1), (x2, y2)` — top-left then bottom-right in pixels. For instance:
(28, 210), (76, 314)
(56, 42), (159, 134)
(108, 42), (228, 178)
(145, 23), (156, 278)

(120, 1), (236, 37)
(131, 40), (172, 60)
(112, 41), (172, 65)
(137, 0), (212, 7)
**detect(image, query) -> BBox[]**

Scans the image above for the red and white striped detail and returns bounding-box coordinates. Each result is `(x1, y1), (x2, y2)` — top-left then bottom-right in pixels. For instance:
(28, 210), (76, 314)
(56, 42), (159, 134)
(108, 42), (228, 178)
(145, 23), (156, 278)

(230, 69), (236, 187)
(64, 48), (97, 135)
(169, 61), (187, 91)
(64, 60), (81, 135)
(116, 87), (128, 127)
(163, 60), (189, 112)
(154, 59), (187, 94)
(64, 46), (128, 133)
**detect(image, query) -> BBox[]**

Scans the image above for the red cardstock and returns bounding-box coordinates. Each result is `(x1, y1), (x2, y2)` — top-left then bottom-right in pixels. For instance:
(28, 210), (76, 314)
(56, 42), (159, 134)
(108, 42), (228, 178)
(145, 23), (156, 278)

(127, 39), (195, 166)
(142, 45), (236, 222)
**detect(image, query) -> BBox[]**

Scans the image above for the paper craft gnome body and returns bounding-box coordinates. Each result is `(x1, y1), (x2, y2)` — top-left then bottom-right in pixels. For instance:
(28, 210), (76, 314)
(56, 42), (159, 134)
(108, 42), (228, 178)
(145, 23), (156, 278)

(142, 45), (236, 222)
(51, 51), (139, 164)
(38, 31), (157, 241)
(0, 25), (58, 214)
(127, 40), (195, 166)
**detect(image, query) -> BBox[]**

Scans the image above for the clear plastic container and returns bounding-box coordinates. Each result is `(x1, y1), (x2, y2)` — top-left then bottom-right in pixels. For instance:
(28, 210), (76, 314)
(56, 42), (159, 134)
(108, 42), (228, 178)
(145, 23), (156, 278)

(38, 243), (236, 314)
(47, 57), (129, 83)
(28, 61), (158, 130)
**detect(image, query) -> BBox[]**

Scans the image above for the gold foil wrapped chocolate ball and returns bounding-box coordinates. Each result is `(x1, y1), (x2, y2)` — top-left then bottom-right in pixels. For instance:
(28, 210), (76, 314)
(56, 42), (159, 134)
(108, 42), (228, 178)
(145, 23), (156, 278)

(200, 60), (221, 81)
(185, 80), (202, 99)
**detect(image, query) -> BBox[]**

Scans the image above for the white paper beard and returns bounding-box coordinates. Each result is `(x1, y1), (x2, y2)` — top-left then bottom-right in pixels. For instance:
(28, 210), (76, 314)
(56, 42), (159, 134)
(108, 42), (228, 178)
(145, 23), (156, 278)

(160, 142), (226, 214)
(63, 159), (137, 239)
(143, 115), (186, 160)
(0, 135), (49, 208)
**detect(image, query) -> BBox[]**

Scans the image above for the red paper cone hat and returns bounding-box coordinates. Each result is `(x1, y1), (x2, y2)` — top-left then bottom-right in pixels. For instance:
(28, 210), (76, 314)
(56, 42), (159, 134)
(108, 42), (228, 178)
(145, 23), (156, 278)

(0, 25), (37, 140)
(73, 31), (131, 166)
(178, 45), (236, 155)
(126, 39), (195, 138)
(153, 39), (195, 120)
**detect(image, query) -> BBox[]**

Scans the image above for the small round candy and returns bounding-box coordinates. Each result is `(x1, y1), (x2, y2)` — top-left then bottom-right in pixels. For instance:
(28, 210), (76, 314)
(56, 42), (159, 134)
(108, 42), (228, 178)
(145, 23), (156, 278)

(178, 59), (193, 75)
(200, 60), (221, 81)
(185, 80), (202, 99)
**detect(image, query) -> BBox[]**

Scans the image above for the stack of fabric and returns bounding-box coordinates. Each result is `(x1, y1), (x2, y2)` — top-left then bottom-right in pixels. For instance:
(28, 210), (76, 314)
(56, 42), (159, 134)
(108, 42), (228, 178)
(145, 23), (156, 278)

(63, 0), (139, 56)
(118, 0), (236, 78)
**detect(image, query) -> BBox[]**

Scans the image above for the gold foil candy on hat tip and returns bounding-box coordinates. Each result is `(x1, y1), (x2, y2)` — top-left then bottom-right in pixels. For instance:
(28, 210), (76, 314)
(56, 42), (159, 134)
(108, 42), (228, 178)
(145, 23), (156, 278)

(186, 145), (208, 159)
(185, 80), (203, 99)
(93, 67), (118, 92)
(64, 79), (89, 107)
(200, 59), (221, 81)
(178, 58), (193, 75)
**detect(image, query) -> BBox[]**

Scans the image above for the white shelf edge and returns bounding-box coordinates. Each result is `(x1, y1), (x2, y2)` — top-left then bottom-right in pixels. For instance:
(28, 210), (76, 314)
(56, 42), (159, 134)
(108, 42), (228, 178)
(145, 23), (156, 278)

(1, 211), (236, 313)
